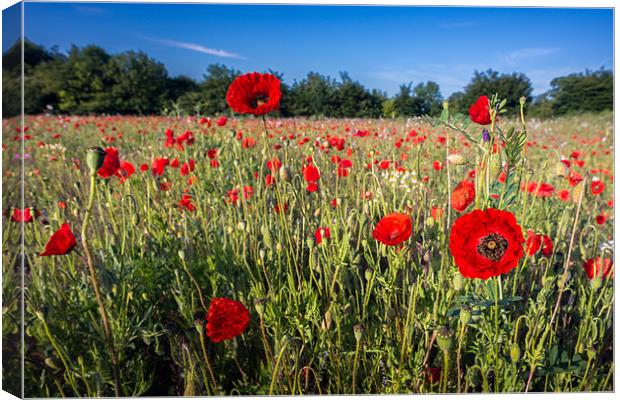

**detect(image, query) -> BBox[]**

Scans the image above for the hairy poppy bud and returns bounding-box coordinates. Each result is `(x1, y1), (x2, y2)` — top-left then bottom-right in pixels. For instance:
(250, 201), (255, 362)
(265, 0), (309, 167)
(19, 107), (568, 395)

(555, 162), (568, 177)
(459, 306), (472, 325)
(447, 154), (467, 165)
(254, 298), (265, 317)
(237, 221), (246, 231)
(365, 268), (374, 281)
(353, 324), (364, 341)
(591, 276), (602, 291)
(586, 346), (596, 360)
(453, 274), (463, 292)
(279, 166), (292, 182)
(519, 97), (526, 106)
(489, 155), (501, 180)
(510, 343), (521, 363)
(306, 237), (315, 249)
(86, 146), (106, 175)
(321, 310), (332, 331)
(44, 357), (61, 370)
(178, 250), (185, 261)
(262, 225), (273, 249)
(436, 326), (453, 351)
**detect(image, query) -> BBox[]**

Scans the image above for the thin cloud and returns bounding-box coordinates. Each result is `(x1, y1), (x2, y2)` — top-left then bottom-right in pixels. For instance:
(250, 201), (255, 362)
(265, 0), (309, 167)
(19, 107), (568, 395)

(142, 36), (244, 60)
(500, 47), (559, 65)
(438, 21), (476, 29)
(73, 5), (108, 15)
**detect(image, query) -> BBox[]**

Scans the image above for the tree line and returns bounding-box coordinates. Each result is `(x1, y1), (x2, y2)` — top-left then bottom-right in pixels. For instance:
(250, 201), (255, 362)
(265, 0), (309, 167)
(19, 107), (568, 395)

(2, 39), (613, 119)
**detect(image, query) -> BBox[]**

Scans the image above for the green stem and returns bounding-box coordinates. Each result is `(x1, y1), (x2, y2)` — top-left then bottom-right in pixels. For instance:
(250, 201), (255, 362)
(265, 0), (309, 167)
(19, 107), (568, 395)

(81, 173), (121, 397)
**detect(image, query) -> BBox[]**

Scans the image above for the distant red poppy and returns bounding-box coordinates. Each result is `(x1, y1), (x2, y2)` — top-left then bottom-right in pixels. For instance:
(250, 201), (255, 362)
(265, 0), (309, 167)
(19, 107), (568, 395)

(97, 147), (121, 178)
(11, 208), (33, 223)
(178, 194), (196, 212)
(40, 223), (76, 256)
(591, 180), (605, 195)
(266, 157), (282, 173)
(525, 230), (542, 256)
(115, 161), (135, 184)
(432, 160), (443, 171)
(306, 182), (319, 193)
(582, 257), (614, 280)
(451, 180), (475, 212)
(315, 227), (331, 244)
(226, 72), (281, 116)
(206, 298), (250, 343)
(525, 182), (555, 198)
(449, 208), (525, 280)
(303, 164), (320, 182)
(216, 116), (227, 126)
(469, 95), (492, 125)
(596, 214), (606, 225)
(151, 157), (169, 176)
(139, 163), (149, 172)
(558, 189), (570, 202)
(372, 213), (412, 246)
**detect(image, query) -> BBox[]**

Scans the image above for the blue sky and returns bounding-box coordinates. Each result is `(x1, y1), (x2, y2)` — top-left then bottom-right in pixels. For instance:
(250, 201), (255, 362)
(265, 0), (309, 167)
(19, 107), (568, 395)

(4, 3), (614, 97)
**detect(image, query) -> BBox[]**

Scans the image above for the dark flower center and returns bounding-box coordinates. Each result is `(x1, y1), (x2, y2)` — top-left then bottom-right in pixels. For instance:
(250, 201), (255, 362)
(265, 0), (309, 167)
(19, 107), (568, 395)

(477, 233), (508, 261)
(251, 93), (269, 108)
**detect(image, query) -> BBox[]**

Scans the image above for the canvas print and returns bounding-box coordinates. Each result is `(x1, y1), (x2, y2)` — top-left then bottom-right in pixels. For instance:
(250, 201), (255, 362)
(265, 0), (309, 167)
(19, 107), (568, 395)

(1, 2), (614, 397)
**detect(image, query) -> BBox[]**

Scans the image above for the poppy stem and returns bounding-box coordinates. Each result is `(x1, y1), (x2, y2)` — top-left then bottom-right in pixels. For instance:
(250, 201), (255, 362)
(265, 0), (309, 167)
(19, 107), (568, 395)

(81, 172), (122, 397)
(198, 328), (218, 394)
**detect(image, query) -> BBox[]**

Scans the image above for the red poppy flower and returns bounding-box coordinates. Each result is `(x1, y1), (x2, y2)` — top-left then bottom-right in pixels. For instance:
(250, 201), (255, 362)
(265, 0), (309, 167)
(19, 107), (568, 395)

(431, 207), (444, 221)
(178, 194), (196, 212)
(432, 160), (443, 171)
(525, 182), (555, 198)
(582, 257), (614, 280)
(426, 367), (441, 384)
(266, 157), (282, 173)
(372, 213), (412, 246)
(115, 161), (135, 184)
(139, 163), (149, 172)
(469, 95), (492, 125)
(226, 72), (281, 116)
(303, 164), (320, 182)
(451, 180), (475, 212)
(306, 182), (319, 192)
(525, 230), (542, 256)
(206, 298), (250, 343)
(449, 208), (525, 280)
(315, 227), (331, 244)
(11, 208), (33, 223)
(596, 214), (606, 225)
(97, 147), (121, 178)
(591, 180), (605, 195)
(541, 235), (553, 257)
(558, 189), (570, 202)
(151, 157), (169, 176)
(216, 116), (227, 126)
(40, 223), (77, 256)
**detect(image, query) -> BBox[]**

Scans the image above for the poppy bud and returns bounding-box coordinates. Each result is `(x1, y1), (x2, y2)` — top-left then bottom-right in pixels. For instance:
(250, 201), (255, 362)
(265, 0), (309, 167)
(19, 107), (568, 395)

(519, 97), (526, 106)
(237, 221), (246, 231)
(591, 276), (602, 291)
(425, 217), (435, 227)
(259, 249), (266, 259)
(442, 101), (449, 110)
(586, 347), (596, 360)
(453, 274), (463, 292)
(275, 242), (283, 253)
(364, 268), (374, 281)
(279, 166), (292, 182)
(555, 162), (568, 177)
(44, 357), (62, 370)
(353, 324), (364, 341)
(447, 154), (467, 165)
(436, 326), (453, 351)
(489, 155), (501, 180)
(321, 310), (332, 331)
(306, 237), (315, 249)
(178, 250), (185, 261)
(510, 343), (520, 363)
(254, 298), (265, 317)
(86, 146), (106, 175)
(314, 208), (321, 217)
(459, 306), (472, 325)
(262, 225), (273, 249)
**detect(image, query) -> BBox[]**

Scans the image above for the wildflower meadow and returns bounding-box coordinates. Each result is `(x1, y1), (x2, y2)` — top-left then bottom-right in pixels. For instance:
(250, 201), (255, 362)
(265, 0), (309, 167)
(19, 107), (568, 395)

(2, 72), (614, 396)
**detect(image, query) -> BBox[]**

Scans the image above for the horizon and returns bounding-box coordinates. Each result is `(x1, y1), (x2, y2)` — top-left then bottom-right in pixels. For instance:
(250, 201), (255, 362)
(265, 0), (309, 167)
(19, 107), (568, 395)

(3, 3), (614, 97)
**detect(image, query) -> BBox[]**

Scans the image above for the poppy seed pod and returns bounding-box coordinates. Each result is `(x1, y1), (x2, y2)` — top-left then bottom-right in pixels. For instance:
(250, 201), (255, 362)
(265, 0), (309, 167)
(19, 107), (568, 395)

(86, 146), (106, 174)
(436, 326), (453, 351)
(459, 306), (472, 325)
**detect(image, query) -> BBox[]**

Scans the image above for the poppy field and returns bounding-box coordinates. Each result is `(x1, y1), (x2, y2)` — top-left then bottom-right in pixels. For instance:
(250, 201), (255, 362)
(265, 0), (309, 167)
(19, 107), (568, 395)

(1, 73), (615, 396)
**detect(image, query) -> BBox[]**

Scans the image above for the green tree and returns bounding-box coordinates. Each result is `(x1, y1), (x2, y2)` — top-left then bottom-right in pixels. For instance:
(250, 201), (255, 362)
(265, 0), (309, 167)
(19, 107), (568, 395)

(457, 69), (533, 115)
(199, 64), (241, 115)
(288, 72), (338, 117)
(106, 51), (169, 114)
(547, 69), (612, 115)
